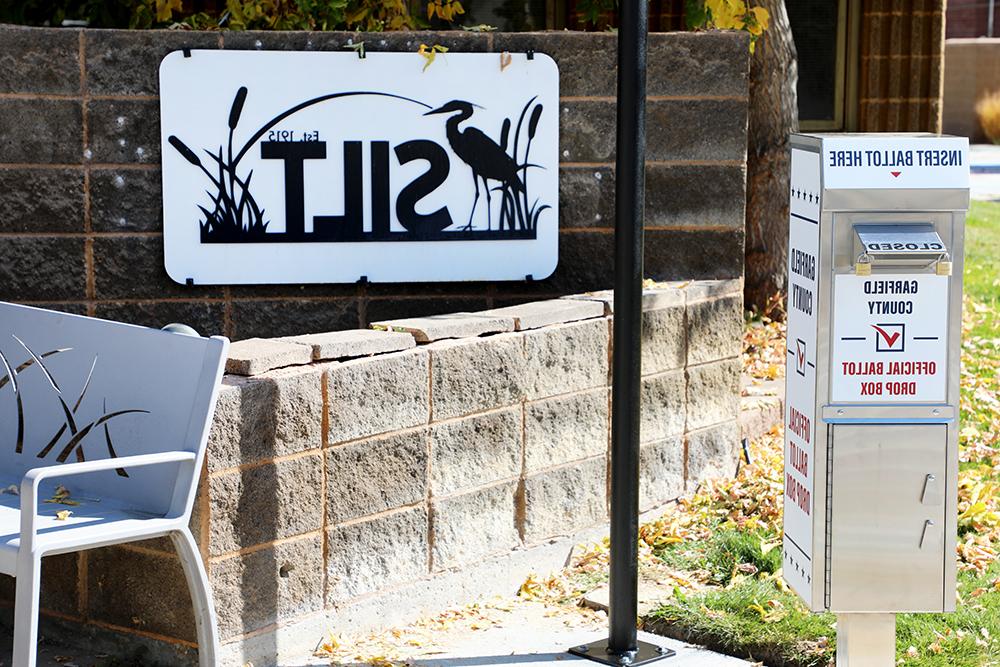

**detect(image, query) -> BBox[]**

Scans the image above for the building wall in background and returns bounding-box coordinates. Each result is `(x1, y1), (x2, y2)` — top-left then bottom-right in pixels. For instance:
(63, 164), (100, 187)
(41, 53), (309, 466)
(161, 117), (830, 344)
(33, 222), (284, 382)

(943, 38), (1000, 142)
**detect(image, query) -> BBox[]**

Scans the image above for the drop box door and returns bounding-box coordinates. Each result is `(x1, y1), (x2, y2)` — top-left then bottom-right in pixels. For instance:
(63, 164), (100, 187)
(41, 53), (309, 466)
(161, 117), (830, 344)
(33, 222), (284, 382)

(829, 424), (946, 612)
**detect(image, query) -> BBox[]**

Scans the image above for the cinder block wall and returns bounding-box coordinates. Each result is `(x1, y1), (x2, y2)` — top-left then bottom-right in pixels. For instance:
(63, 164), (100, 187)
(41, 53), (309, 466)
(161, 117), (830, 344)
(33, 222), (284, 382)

(0, 282), (742, 666)
(0, 25), (749, 339)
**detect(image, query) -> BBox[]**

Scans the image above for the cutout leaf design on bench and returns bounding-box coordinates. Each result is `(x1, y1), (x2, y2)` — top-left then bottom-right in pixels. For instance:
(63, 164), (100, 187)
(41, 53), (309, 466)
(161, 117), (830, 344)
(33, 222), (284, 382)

(0, 335), (148, 477)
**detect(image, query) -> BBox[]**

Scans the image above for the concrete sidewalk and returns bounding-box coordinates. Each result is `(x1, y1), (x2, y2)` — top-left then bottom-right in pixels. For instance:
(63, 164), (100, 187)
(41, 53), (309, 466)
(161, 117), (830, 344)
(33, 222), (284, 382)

(313, 598), (751, 667)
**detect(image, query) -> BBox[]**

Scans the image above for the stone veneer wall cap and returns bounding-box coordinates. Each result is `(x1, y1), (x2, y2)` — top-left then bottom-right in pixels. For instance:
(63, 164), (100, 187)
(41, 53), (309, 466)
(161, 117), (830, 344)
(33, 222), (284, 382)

(372, 313), (515, 343)
(225, 337), (313, 376)
(562, 286), (686, 313)
(682, 278), (744, 302)
(477, 298), (605, 331)
(280, 328), (416, 361)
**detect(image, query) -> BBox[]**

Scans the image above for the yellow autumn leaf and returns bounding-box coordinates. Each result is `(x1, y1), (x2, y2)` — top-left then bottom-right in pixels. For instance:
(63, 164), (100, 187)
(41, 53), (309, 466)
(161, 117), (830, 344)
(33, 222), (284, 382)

(750, 6), (770, 30)
(155, 0), (183, 22)
(55, 510), (72, 521)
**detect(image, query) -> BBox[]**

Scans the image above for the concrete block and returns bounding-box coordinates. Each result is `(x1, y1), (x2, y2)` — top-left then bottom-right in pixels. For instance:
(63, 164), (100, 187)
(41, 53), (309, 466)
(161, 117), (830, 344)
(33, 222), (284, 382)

(430, 407), (521, 496)
(326, 429), (428, 524)
(95, 301), (226, 337)
(683, 279), (743, 302)
(0, 168), (84, 233)
(686, 420), (741, 489)
(431, 482), (519, 570)
(0, 552), (78, 616)
(646, 163), (747, 230)
(647, 99), (748, 162)
(0, 237), (85, 301)
(87, 546), (196, 642)
(211, 534), (324, 640)
(281, 328), (415, 361)
(430, 334), (526, 420)
(647, 31), (750, 97)
(522, 457), (607, 543)
(0, 26), (81, 94)
(231, 299), (360, 340)
(524, 388), (608, 473)
(207, 366), (324, 472)
(365, 296), (491, 326)
(92, 235), (222, 300)
(563, 286), (685, 314)
(85, 98), (160, 164)
(478, 299), (605, 331)
(687, 293), (743, 366)
(559, 166), (614, 230)
(85, 29), (220, 96)
(360, 30), (489, 53)
(641, 300), (686, 375)
(374, 313), (514, 342)
(645, 228), (744, 282)
(524, 319), (608, 399)
(686, 359), (741, 431)
(326, 506), (428, 604)
(640, 370), (686, 443)
(640, 436), (685, 512)
(492, 32), (617, 97)
(560, 101), (616, 163)
(225, 338), (312, 376)
(90, 168), (162, 233)
(209, 453), (324, 555)
(0, 99), (81, 164)
(326, 348), (429, 442)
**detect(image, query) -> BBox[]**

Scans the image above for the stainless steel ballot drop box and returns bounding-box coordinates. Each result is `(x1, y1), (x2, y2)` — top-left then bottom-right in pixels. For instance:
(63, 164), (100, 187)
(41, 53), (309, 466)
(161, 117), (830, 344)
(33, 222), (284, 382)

(782, 133), (970, 664)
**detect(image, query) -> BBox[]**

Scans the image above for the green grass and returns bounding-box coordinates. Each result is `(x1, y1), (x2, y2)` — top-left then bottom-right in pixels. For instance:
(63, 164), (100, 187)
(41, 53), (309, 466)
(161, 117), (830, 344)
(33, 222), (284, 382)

(647, 202), (1000, 666)
(965, 201), (1000, 330)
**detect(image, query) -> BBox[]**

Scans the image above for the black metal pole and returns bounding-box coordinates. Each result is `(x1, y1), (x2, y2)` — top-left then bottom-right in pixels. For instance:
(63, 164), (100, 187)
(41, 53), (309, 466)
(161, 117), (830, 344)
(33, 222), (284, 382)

(569, 0), (672, 664)
(608, 0), (647, 655)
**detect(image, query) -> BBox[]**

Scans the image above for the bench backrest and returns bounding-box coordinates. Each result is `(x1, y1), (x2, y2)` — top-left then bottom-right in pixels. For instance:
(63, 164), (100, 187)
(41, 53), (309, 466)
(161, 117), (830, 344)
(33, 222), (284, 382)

(0, 303), (228, 517)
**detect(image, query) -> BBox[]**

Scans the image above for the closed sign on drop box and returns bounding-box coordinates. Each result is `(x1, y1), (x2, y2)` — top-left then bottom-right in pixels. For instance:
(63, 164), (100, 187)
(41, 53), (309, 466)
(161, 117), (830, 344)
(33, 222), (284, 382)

(831, 274), (949, 402)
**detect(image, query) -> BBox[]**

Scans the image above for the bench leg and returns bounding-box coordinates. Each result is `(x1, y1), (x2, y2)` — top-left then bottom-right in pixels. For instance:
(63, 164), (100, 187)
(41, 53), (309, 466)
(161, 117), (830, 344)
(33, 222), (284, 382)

(12, 552), (41, 667)
(171, 528), (220, 667)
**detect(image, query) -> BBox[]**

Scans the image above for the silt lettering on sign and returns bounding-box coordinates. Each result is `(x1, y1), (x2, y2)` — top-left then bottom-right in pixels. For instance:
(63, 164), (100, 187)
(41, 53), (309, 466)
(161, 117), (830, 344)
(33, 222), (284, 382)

(159, 50), (560, 285)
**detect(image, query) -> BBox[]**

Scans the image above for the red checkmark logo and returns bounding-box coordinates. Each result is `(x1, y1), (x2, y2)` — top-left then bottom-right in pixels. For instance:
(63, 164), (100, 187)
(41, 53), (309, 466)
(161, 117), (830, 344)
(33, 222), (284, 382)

(872, 324), (901, 348)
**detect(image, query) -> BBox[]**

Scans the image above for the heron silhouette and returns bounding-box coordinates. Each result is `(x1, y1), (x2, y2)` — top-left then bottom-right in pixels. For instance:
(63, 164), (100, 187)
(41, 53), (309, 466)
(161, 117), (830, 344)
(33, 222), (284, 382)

(425, 100), (524, 231)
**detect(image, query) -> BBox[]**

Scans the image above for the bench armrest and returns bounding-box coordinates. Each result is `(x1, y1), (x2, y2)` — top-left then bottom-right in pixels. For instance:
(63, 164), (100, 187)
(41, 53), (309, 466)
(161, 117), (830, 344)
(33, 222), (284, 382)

(18, 451), (198, 552)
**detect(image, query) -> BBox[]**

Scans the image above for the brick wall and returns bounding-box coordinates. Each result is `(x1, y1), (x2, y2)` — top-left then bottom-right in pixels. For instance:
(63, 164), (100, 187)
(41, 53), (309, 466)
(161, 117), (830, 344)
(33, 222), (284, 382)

(0, 25), (750, 341)
(858, 0), (946, 132)
(0, 281), (743, 666)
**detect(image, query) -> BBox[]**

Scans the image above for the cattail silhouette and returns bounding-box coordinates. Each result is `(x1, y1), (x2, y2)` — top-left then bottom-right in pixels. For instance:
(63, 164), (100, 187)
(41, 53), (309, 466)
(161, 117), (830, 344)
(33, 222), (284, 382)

(500, 118), (511, 151)
(227, 87), (248, 203)
(522, 104), (544, 229)
(228, 87), (248, 130)
(169, 135), (201, 167)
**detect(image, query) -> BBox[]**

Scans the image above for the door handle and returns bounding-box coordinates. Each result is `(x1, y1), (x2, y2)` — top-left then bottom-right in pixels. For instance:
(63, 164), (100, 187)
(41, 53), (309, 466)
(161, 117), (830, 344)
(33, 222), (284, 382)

(920, 519), (936, 548)
(921, 473), (942, 506)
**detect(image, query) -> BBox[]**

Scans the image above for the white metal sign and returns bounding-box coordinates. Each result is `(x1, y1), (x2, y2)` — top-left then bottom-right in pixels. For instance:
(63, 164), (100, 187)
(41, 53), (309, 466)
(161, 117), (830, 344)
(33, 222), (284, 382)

(158, 50), (559, 284)
(821, 135), (969, 190)
(783, 148), (820, 605)
(831, 274), (949, 402)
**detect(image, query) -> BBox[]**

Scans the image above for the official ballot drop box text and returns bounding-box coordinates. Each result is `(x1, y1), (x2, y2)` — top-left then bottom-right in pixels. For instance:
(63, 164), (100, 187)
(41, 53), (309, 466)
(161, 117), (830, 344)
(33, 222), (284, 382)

(782, 133), (969, 614)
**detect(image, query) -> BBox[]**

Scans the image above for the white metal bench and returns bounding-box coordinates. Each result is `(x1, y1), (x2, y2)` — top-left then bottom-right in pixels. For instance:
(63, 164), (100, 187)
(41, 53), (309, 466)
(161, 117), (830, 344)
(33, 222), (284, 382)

(0, 302), (228, 667)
